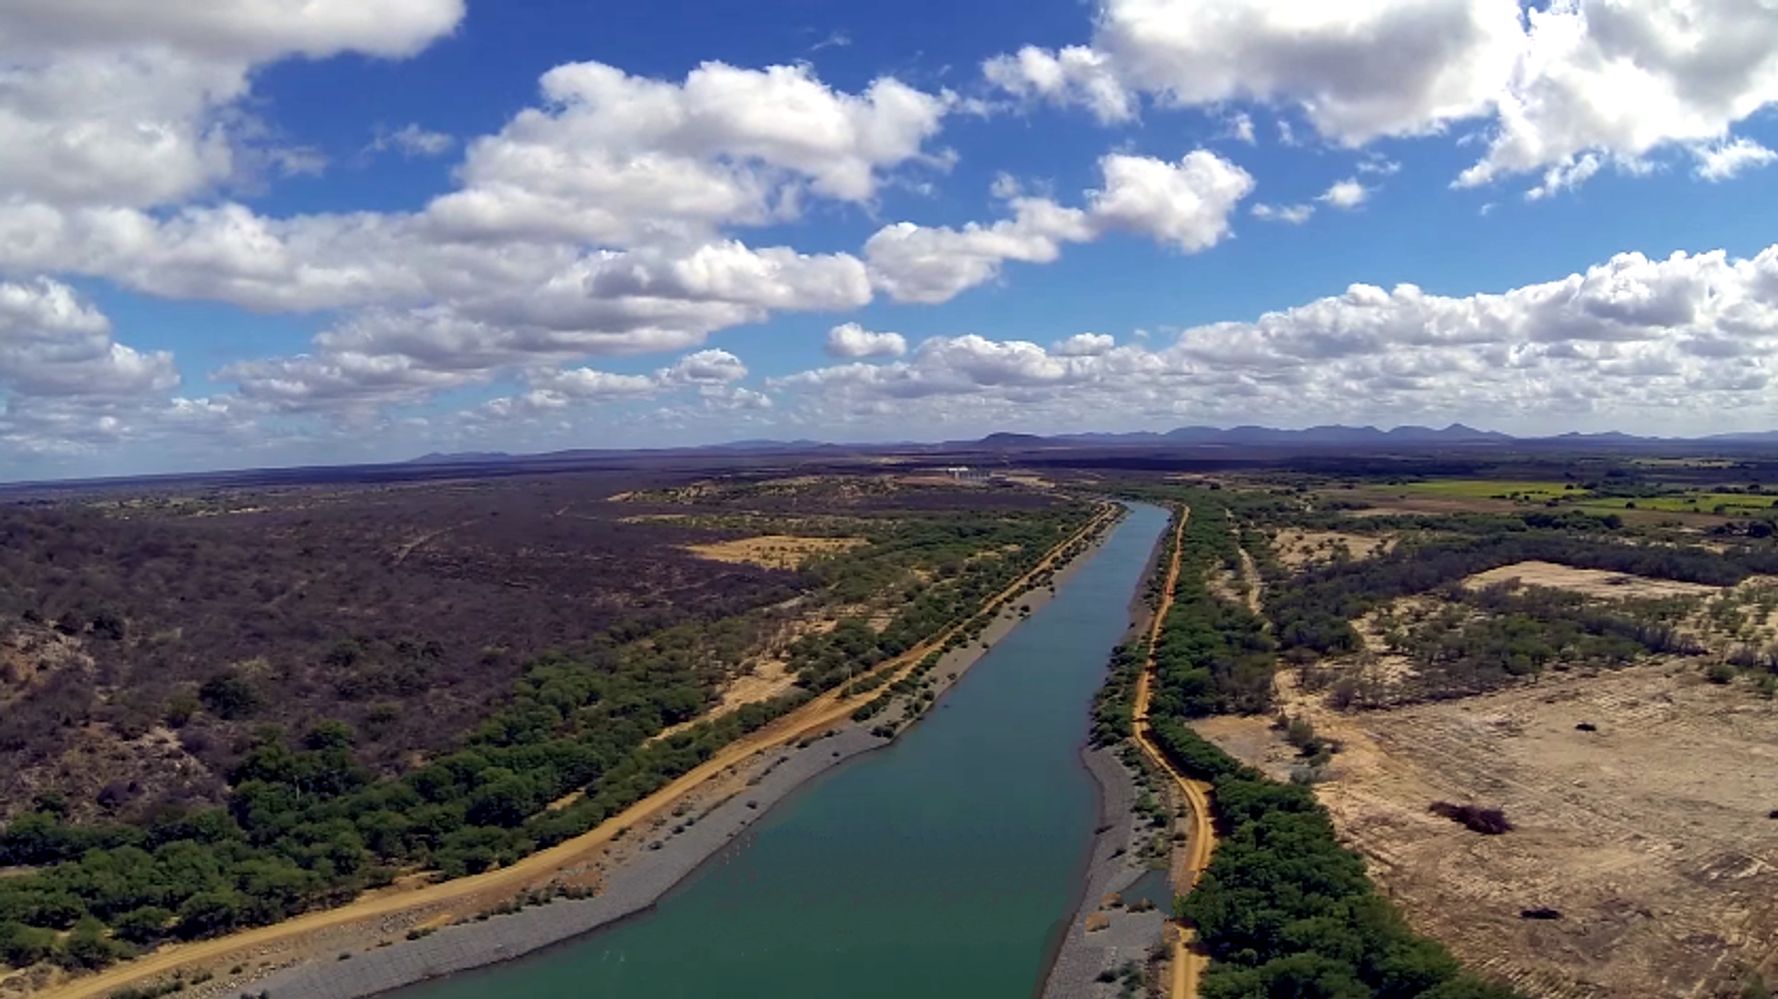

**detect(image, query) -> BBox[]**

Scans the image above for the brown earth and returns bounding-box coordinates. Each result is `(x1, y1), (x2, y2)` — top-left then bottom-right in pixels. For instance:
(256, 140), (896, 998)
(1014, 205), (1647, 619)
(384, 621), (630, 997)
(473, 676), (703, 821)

(1274, 530), (1396, 568)
(1202, 664), (1778, 999)
(1464, 561), (1723, 601)
(682, 534), (866, 570)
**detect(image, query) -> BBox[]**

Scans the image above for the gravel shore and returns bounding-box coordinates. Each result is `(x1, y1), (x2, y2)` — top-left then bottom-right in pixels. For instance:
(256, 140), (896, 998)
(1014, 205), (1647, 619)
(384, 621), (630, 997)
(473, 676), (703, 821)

(1038, 746), (1168, 999)
(245, 518), (1122, 999)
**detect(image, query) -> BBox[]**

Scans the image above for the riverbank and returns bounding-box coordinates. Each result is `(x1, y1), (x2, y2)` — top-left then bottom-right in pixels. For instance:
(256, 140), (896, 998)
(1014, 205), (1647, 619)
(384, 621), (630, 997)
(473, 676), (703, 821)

(1040, 506), (1174, 999)
(1038, 745), (1169, 999)
(77, 504), (1126, 999)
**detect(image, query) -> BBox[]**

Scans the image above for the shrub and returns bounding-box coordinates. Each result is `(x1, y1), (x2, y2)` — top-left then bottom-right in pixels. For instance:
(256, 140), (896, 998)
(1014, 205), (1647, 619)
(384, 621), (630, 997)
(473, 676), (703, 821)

(1429, 801), (1514, 835)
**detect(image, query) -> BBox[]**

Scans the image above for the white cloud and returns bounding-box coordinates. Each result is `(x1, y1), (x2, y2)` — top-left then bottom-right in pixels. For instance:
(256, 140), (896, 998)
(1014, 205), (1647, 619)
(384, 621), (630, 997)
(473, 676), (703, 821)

(775, 243), (1778, 435)
(1524, 152), (1603, 201)
(476, 348), (754, 422)
(1457, 2), (1778, 193)
(865, 150), (1250, 302)
(661, 348), (748, 385)
(0, 0), (463, 209)
(371, 123), (455, 157)
(1053, 332), (1115, 356)
(990, 0), (1778, 197)
(206, 240), (865, 410)
(1087, 151), (1255, 251)
(1252, 203), (1314, 224)
(1226, 112), (1256, 144)
(982, 45), (1134, 123)
(427, 60), (952, 244)
(0, 1), (465, 60)
(1693, 137), (1778, 182)
(863, 197), (1096, 304)
(0, 278), (177, 400)
(988, 0), (1520, 144)
(1318, 178), (1369, 209)
(827, 322), (909, 358)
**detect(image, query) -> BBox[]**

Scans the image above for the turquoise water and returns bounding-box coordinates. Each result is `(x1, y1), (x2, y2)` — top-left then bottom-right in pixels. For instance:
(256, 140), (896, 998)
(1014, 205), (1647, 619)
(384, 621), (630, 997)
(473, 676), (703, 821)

(400, 503), (1168, 999)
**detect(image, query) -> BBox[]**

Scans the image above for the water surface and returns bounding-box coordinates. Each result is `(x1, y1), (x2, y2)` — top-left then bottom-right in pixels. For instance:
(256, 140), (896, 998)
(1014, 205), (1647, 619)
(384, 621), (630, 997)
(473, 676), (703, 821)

(400, 503), (1168, 999)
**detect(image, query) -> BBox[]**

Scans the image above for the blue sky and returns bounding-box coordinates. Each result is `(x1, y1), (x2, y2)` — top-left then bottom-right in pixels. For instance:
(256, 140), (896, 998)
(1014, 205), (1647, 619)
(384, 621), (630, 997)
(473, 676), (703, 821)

(3, 0), (1778, 479)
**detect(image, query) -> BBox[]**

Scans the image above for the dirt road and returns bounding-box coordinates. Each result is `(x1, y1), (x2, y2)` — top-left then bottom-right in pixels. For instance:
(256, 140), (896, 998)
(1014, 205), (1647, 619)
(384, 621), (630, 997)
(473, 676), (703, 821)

(1130, 506), (1215, 999)
(43, 505), (1120, 999)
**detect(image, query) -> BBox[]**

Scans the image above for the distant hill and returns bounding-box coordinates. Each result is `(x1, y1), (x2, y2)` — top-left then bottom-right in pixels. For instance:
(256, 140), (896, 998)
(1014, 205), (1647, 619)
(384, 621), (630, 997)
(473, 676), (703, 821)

(395, 423), (1778, 472)
(407, 451), (514, 465)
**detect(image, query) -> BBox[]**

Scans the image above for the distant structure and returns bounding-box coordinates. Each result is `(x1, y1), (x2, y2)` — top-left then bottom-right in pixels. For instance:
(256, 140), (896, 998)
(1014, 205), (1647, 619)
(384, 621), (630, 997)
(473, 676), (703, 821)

(942, 466), (990, 483)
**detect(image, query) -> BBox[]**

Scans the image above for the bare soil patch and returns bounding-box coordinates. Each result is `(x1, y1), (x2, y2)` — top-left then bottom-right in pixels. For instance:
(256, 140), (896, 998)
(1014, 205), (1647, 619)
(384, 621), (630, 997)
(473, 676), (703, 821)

(1464, 560), (1722, 601)
(1274, 530), (1396, 568)
(1206, 664), (1778, 998)
(683, 535), (865, 571)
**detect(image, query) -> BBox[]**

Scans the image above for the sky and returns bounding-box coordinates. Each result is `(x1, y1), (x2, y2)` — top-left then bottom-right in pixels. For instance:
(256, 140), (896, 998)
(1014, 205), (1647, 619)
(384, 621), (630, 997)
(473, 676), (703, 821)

(4, 1), (1778, 480)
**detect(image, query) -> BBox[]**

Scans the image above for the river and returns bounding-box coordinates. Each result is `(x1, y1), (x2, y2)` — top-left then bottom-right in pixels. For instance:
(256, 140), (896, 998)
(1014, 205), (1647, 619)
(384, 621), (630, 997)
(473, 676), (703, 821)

(397, 502), (1169, 999)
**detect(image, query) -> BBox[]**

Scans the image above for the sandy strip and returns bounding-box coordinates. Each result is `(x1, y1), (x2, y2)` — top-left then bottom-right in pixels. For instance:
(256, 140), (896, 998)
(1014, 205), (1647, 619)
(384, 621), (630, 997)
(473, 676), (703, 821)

(103, 507), (1126, 999)
(1038, 745), (1168, 999)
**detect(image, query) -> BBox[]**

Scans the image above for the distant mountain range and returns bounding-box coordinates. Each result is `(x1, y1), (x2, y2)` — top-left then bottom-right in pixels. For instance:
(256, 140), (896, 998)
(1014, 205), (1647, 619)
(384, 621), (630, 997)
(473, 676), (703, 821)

(406, 422), (1778, 467)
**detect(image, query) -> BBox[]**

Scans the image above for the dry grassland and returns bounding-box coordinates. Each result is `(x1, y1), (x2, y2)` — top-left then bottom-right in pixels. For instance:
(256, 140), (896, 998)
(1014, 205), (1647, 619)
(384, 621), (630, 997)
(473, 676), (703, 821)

(683, 535), (866, 570)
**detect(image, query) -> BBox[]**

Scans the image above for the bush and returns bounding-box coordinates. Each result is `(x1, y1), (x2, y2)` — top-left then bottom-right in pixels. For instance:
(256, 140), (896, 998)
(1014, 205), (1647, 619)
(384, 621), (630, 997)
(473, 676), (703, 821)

(112, 905), (175, 945)
(1429, 801), (1514, 835)
(0, 920), (57, 967)
(57, 915), (130, 970)
(198, 671), (261, 719)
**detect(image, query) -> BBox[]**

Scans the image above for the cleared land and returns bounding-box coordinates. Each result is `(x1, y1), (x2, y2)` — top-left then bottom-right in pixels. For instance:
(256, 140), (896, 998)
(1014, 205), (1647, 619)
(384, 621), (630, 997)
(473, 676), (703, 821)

(683, 534), (866, 570)
(1274, 529), (1395, 568)
(1218, 663), (1778, 999)
(1463, 561), (1724, 601)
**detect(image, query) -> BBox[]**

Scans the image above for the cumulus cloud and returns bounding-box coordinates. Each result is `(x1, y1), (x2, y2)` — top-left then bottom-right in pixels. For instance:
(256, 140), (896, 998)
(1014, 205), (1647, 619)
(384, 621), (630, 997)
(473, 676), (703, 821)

(1318, 178), (1369, 209)
(988, 0), (1778, 196)
(0, 278), (177, 400)
(986, 0), (1519, 144)
(0, 278), (268, 463)
(0, 38), (952, 455)
(427, 60), (952, 244)
(1087, 151), (1255, 250)
(982, 45), (1134, 123)
(776, 243), (1778, 435)
(827, 323), (909, 358)
(477, 348), (753, 422)
(865, 150), (1251, 303)
(0, 0), (463, 209)
(204, 239), (864, 411)
(1053, 332), (1115, 356)
(1457, 2), (1778, 192)
(863, 197), (1096, 304)
(1693, 138), (1778, 182)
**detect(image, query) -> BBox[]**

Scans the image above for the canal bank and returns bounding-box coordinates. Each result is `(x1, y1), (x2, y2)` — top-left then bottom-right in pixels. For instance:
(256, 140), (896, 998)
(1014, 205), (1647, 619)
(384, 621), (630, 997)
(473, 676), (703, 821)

(234, 504), (1163, 999)
(354, 503), (1168, 999)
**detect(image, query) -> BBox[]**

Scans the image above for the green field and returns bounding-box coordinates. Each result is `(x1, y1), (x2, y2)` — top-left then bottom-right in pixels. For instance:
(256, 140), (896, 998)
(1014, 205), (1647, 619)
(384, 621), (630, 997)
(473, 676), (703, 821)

(1388, 479), (1581, 501)
(1577, 492), (1778, 513)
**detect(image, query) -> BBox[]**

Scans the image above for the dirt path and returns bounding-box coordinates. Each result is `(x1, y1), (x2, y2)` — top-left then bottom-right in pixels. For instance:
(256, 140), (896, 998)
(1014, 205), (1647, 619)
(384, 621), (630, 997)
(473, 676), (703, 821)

(43, 505), (1120, 999)
(1129, 507), (1215, 999)
(1235, 547), (1261, 616)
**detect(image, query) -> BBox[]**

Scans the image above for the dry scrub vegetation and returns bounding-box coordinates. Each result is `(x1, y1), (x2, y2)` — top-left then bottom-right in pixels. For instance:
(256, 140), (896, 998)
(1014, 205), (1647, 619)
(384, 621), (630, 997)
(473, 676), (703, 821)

(1178, 465), (1778, 998)
(1230, 663), (1778, 999)
(683, 535), (866, 570)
